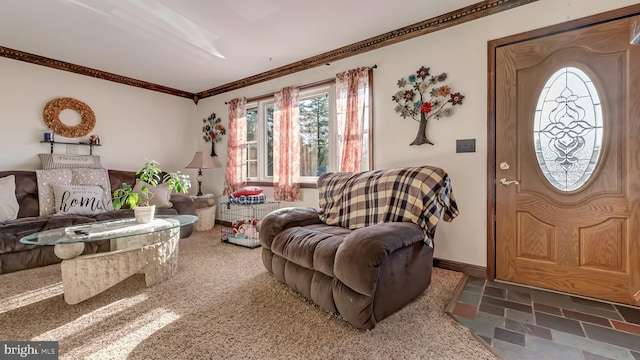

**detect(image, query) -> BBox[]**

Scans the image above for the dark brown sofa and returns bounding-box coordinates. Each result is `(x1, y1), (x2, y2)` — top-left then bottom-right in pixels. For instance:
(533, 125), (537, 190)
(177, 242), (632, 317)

(259, 166), (459, 329)
(0, 169), (196, 274)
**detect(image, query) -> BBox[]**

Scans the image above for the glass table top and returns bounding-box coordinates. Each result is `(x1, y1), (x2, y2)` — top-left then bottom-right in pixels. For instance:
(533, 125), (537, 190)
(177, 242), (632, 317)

(20, 215), (198, 246)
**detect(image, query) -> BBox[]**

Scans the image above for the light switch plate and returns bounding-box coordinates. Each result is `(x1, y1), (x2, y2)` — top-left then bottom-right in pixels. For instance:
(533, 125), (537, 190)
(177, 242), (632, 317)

(66, 145), (79, 155)
(456, 139), (476, 153)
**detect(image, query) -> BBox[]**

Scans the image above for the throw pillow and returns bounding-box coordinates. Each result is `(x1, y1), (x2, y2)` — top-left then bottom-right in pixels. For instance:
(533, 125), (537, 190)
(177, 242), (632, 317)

(232, 186), (264, 197)
(39, 153), (103, 169)
(71, 168), (114, 211)
(133, 180), (173, 208)
(228, 193), (267, 205)
(36, 169), (73, 216)
(0, 175), (19, 222)
(52, 184), (105, 215)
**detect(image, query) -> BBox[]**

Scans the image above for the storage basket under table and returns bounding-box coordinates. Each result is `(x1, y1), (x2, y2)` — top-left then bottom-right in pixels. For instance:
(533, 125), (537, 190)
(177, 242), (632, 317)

(219, 201), (280, 248)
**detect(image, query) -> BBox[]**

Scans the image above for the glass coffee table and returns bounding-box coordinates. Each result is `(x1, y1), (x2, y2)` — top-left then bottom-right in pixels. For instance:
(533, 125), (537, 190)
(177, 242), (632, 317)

(20, 215), (197, 304)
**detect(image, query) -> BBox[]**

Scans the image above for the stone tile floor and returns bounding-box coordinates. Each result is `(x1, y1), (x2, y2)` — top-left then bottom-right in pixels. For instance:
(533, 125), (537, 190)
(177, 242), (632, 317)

(449, 276), (640, 360)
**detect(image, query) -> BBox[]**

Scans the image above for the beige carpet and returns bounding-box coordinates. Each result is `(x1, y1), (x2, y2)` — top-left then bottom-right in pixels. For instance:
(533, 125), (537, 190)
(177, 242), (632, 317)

(0, 226), (497, 360)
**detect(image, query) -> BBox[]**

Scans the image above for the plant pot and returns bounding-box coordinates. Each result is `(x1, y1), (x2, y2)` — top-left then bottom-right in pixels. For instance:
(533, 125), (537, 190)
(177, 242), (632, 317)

(134, 205), (156, 224)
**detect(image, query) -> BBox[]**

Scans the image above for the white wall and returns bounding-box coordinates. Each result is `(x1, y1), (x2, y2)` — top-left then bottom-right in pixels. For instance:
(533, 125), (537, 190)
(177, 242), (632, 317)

(1, 0), (636, 266)
(195, 0), (640, 266)
(0, 58), (197, 173)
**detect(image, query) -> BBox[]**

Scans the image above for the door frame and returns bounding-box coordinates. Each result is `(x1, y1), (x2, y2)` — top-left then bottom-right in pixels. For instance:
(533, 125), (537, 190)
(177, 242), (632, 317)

(486, 4), (640, 279)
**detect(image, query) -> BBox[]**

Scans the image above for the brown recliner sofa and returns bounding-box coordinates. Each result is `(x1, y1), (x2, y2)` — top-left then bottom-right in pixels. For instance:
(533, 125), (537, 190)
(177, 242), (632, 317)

(259, 166), (459, 330)
(0, 169), (196, 274)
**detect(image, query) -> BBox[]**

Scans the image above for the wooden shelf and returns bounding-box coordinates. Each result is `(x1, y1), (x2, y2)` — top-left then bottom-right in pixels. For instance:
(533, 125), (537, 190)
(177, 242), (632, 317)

(40, 141), (101, 155)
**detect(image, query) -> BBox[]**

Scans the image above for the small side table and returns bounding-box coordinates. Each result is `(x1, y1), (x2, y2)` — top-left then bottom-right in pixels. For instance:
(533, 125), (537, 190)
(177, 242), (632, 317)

(189, 194), (217, 232)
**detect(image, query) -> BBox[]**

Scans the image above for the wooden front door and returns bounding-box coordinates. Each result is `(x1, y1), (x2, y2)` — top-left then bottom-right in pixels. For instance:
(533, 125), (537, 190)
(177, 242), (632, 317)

(494, 15), (640, 305)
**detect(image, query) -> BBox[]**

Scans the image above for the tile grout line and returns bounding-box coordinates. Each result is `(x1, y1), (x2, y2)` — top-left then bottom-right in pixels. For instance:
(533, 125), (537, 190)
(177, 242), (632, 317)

(466, 278), (640, 360)
(447, 277), (507, 359)
(576, 320), (640, 355)
(606, 311), (614, 329)
(612, 304), (626, 327)
(485, 282), (535, 307)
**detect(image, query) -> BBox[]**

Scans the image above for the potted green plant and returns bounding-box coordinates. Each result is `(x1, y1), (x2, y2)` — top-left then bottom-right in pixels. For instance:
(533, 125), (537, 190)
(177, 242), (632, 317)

(112, 159), (191, 223)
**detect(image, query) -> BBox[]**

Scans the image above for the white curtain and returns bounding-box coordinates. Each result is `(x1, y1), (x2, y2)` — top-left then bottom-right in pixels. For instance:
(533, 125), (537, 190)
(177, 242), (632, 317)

(273, 86), (301, 201)
(336, 67), (370, 172)
(224, 97), (247, 194)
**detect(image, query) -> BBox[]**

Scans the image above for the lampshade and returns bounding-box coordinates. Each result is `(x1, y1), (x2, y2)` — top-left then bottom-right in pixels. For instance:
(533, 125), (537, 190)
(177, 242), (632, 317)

(185, 152), (221, 196)
(185, 152), (218, 169)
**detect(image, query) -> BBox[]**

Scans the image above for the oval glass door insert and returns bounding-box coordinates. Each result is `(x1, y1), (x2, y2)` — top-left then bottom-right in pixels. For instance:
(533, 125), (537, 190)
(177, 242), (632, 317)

(533, 67), (603, 191)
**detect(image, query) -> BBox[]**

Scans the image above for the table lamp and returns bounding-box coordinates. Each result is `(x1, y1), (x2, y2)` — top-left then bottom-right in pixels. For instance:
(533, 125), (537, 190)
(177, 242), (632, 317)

(185, 151), (219, 196)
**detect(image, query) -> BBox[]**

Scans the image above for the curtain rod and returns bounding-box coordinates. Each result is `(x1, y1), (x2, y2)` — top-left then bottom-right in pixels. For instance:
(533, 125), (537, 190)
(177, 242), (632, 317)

(225, 65), (377, 105)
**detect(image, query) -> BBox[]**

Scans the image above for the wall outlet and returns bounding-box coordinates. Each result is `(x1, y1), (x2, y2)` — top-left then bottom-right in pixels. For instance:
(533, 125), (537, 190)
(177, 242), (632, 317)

(456, 139), (476, 153)
(66, 145), (79, 155)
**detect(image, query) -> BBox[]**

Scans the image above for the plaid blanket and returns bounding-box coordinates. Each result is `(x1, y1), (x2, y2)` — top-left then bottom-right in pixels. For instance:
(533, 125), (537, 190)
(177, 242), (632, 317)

(317, 166), (459, 247)
(228, 193), (267, 205)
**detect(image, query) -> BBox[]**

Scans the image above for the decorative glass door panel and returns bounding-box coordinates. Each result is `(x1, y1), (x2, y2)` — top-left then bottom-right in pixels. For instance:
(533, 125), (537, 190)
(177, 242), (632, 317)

(533, 67), (603, 192)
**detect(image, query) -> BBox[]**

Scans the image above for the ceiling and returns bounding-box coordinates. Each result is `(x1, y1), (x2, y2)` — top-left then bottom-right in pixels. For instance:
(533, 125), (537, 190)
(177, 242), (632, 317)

(0, 0), (485, 95)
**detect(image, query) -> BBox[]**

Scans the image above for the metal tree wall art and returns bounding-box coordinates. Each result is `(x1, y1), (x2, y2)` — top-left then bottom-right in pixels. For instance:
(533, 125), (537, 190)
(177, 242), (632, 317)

(202, 112), (226, 156)
(392, 66), (465, 145)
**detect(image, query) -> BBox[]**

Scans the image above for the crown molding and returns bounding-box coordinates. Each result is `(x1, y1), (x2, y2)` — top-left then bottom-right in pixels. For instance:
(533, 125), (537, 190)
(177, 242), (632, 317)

(0, 0), (536, 103)
(196, 0), (538, 99)
(0, 46), (196, 100)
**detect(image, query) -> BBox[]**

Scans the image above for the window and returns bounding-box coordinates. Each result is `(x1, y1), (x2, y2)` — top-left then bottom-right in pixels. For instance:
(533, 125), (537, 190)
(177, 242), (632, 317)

(242, 84), (370, 184)
(245, 107), (258, 179)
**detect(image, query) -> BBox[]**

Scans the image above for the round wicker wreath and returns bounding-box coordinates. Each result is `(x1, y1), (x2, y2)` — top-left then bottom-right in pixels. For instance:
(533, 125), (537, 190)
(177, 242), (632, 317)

(43, 97), (96, 138)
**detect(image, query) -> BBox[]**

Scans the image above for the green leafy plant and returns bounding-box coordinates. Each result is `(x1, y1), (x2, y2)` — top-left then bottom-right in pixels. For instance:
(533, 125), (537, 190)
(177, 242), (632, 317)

(112, 160), (191, 210)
